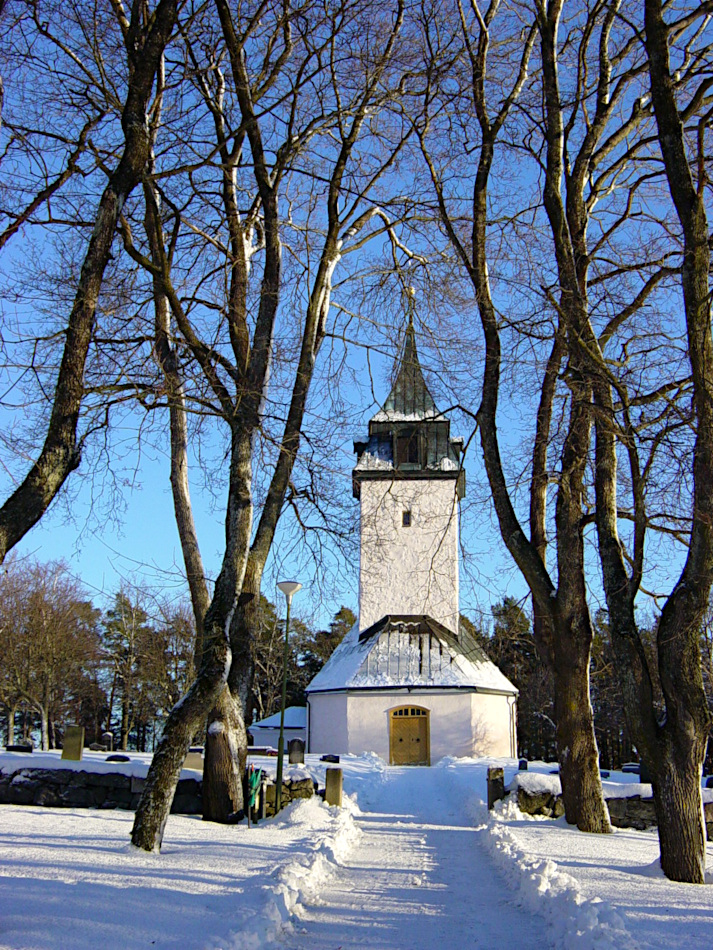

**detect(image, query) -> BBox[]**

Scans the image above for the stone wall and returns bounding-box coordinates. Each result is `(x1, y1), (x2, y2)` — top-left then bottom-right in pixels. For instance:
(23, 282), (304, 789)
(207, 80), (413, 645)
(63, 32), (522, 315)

(515, 785), (713, 841)
(263, 776), (316, 817)
(0, 768), (201, 814)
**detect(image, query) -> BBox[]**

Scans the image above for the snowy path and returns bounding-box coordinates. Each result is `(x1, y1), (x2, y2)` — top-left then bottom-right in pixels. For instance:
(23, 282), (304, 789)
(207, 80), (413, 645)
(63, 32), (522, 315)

(282, 767), (551, 950)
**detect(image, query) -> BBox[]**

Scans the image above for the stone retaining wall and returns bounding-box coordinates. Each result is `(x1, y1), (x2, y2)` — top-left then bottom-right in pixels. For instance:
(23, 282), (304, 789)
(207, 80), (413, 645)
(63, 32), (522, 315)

(0, 768), (201, 814)
(516, 786), (713, 840)
(263, 777), (316, 816)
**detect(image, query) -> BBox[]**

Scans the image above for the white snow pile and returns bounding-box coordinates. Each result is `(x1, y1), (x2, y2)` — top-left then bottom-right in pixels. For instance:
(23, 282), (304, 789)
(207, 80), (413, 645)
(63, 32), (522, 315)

(0, 748), (202, 779)
(509, 770), (713, 804)
(509, 771), (562, 796)
(211, 795), (362, 950)
(481, 803), (634, 950)
(438, 767), (634, 950)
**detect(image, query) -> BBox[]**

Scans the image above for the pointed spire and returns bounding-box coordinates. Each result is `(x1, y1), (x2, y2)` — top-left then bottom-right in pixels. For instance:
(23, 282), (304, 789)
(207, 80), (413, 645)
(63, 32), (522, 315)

(376, 320), (441, 421)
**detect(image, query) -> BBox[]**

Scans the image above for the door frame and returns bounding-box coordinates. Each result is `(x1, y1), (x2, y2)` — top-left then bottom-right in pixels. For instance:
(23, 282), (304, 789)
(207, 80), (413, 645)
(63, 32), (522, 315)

(389, 704), (430, 766)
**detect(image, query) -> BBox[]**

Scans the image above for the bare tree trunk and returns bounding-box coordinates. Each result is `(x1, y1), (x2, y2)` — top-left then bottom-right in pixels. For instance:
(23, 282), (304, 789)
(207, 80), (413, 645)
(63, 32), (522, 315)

(588, 0), (713, 884)
(105, 671), (117, 736)
(202, 688), (247, 822)
(6, 704), (17, 745)
(417, 4), (609, 832)
(0, 0), (179, 564)
(39, 706), (49, 751)
(132, 427), (253, 850)
(121, 698), (130, 751)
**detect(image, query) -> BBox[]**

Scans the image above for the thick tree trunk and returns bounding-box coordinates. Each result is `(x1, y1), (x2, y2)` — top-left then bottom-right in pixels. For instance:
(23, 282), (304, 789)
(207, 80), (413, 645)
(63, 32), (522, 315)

(130, 627), (231, 851)
(202, 687), (247, 822)
(7, 704), (16, 745)
(470, 145), (609, 832)
(201, 557), (263, 820)
(132, 426), (253, 850)
(584, 0), (713, 884)
(553, 637), (610, 832)
(653, 739), (708, 883)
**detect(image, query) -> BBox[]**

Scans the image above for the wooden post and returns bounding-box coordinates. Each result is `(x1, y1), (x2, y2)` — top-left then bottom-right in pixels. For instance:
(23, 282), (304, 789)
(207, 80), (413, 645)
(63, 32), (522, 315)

(487, 767), (505, 809)
(325, 768), (343, 807)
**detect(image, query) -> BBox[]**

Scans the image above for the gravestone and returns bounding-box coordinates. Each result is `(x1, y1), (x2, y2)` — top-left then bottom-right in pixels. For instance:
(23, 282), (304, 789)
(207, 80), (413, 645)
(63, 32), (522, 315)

(6, 744), (32, 753)
(183, 750), (204, 771)
(288, 738), (305, 764)
(325, 767), (343, 807)
(320, 754), (339, 764)
(518, 759), (528, 771)
(61, 726), (84, 761)
(101, 732), (114, 752)
(487, 766), (505, 809)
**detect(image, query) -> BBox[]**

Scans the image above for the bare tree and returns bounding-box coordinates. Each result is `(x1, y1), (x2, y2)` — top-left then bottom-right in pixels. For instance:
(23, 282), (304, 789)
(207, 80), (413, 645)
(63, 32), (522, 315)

(411, 0), (617, 831)
(0, 558), (100, 750)
(0, 0), (179, 563)
(589, 0), (713, 883)
(128, 0), (411, 849)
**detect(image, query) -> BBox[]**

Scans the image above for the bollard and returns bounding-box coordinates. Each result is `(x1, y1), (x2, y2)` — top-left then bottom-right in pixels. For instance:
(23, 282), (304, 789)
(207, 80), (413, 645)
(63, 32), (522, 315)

(487, 766), (505, 810)
(325, 767), (343, 807)
(265, 783), (277, 817)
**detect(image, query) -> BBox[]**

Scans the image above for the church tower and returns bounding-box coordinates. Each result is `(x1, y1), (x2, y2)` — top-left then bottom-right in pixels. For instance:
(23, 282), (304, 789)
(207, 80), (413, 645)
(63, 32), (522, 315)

(352, 322), (465, 635)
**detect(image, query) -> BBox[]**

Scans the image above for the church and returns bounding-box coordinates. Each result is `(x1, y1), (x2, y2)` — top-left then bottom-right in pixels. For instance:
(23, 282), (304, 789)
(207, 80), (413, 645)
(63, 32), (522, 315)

(305, 323), (517, 764)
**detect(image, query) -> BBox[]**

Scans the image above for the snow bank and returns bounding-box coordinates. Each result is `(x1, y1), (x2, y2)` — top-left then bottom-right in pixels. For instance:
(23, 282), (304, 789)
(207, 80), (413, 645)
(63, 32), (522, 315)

(211, 795), (362, 949)
(509, 772), (562, 796)
(431, 763), (635, 950)
(0, 749), (202, 779)
(510, 772), (713, 805)
(480, 801), (634, 950)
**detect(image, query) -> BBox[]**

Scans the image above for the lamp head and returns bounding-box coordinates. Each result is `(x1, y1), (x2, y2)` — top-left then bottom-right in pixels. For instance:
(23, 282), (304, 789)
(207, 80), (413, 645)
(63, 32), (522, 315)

(277, 580), (302, 601)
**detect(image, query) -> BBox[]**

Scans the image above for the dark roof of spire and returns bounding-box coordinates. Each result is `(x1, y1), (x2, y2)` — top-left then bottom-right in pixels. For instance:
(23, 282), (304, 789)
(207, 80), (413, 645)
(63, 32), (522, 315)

(372, 322), (444, 422)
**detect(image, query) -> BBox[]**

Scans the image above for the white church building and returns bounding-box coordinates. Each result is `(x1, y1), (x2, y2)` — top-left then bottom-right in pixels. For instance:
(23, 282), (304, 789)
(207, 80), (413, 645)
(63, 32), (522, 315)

(306, 323), (518, 764)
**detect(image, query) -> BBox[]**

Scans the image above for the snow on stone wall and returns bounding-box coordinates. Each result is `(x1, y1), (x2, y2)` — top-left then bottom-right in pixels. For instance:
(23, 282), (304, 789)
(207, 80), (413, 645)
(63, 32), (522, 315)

(358, 478), (459, 633)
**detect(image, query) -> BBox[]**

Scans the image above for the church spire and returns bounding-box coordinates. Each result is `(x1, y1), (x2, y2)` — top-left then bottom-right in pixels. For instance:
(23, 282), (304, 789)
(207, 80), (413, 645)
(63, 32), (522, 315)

(376, 321), (441, 422)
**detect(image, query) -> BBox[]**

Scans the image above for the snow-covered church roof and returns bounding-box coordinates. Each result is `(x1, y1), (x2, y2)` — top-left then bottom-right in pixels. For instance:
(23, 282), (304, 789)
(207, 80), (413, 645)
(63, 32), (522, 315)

(306, 616), (517, 695)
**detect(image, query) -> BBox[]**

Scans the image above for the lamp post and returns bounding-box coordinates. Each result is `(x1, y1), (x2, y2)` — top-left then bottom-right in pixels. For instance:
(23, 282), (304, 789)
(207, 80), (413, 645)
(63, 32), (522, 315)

(275, 580), (302, 812)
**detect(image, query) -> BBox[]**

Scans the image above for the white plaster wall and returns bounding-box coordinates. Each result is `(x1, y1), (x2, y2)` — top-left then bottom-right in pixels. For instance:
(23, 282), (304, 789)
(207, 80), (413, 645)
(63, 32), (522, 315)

(307, 693), (348, 754)
(346, 690), (488, 762)
(249, 726), (306, 747)
(359, 478), (459, 633)
(471, 693), (517, 757)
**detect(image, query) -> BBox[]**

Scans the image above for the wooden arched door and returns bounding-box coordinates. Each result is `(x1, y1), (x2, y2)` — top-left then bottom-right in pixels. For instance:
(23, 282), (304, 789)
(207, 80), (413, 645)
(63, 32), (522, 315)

(389, 705), (430, 766)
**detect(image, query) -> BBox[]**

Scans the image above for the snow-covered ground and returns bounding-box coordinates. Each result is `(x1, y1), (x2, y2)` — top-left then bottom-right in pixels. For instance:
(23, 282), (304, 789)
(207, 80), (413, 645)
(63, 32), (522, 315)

(0, 751), (711, 949)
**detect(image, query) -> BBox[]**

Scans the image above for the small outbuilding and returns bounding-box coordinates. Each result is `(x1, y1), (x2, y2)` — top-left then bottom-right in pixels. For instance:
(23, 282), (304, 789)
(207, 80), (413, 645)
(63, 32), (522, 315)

(306, 321), (518, 764)
(248, 706), (307, 748)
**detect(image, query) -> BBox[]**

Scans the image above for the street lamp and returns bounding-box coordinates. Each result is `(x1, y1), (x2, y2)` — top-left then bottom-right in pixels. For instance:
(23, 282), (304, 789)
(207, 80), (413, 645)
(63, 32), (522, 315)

(275, 580), (302, 812)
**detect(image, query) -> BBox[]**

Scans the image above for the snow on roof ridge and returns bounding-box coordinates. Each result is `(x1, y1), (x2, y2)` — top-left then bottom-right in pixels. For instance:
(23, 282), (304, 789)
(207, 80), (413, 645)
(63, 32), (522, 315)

(306, 617), (517, 694)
